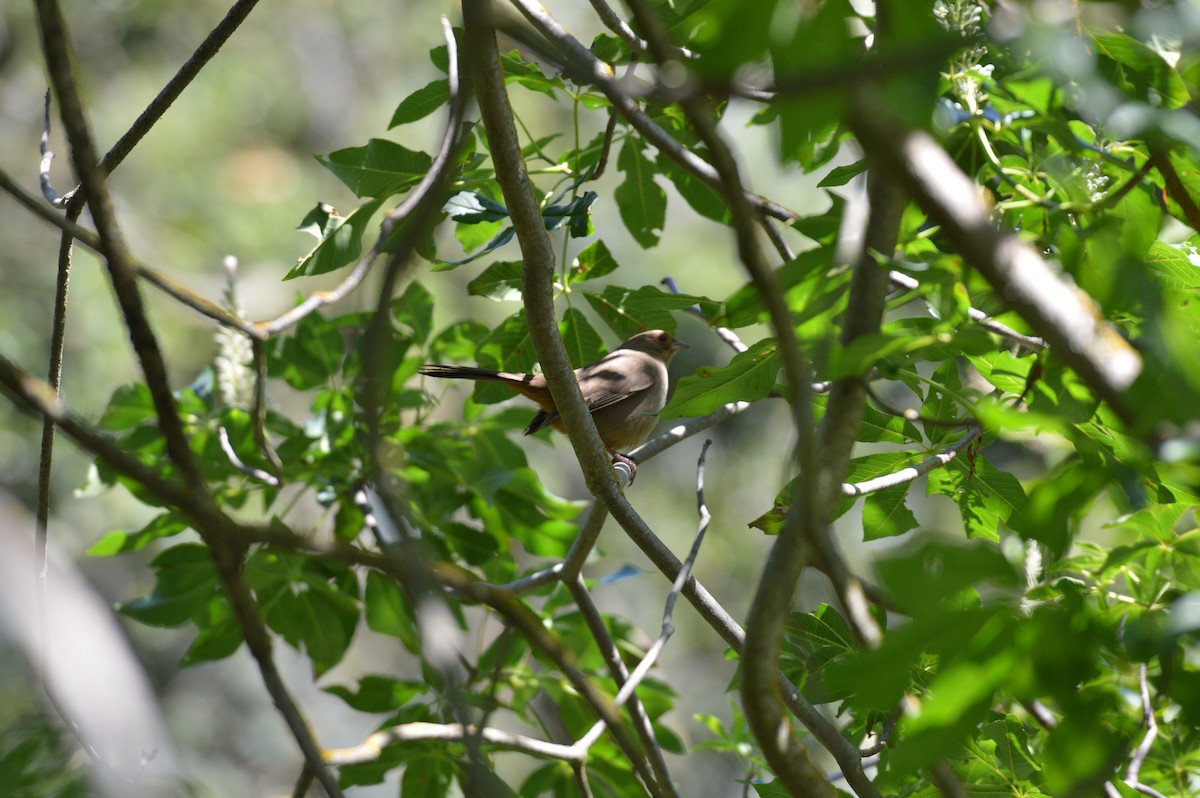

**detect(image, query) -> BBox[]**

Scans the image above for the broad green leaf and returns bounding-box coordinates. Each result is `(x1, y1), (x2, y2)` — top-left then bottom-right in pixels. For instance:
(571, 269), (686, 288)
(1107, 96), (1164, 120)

(180, 596), (243, 666)
(582, 284), (713, 339)
(473, 310), (537, 404)
(616, 138), (666, 248)
(862, 484), (919, 540)
(857, 404), (921, 444)
(1093, 31), (1189, 108)
(658, 154), (731, 223)
(318, 139), (433, 199)
(1144, 240), (1200, 290)
(286, 197), (384, 280)
(247, 549), (360, 676)
(98, 383), (156, 430)
(444, 191), (509, 224)
(569, 239), (620, 284)
(543, 191), (597, 238)
(559, 307), (606, 368)
(927, 456), (1030, 542)
(388, 79), (450, 127)
(659, 338), (780, 419)
(325, 675), (427, 713)
(818, 159), (867, 187)
(391, 281), (435, 345)
(266, 310), (345, 390)
(467, 260), (524, 301)
(87, 513), (189, 556)
(364, 570), (421, 654)
(119, 544), (220, 628)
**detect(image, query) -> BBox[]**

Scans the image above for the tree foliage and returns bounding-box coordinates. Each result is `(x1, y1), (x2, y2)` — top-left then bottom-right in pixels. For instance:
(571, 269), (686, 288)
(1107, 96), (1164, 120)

(4, 1), (1200, 797)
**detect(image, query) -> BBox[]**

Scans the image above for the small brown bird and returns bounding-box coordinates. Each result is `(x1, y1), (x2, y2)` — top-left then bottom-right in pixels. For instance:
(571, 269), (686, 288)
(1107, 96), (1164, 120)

(420, 330), (687, 474)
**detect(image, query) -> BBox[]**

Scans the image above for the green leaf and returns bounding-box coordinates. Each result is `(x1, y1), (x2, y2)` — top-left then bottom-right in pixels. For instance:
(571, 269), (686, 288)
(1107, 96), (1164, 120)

(543, 191), (597, 238)
(1093, 31), (1190, 108)
(392, 281), (435, 345)
(364, 570), (421, 654)
(247, 549), (360, 676)
(569, 239), (620, 284)
(582, 284), (712, 339)
(616, 138), (666, 248)
(119, 543), (219, 628)
(318, 139), (433, 199)
(87, 513), (188, 556)
(927, 456), (1029, 542)
(658, 154), (730, 223)
(862, 485), (919, 540)
(98, 383), (156, 430)
(266, 310), (345, 390)
(876, 538), (1020, 618)
(467, 260), (524, 301)
(180, 596), (243, 666)
(444, 191), (509, 224)
(659, 338), (780, 419)
(818, 159), (866, 187)
(1145, 240), (1200, 290)
(473, 310), (538, 404)
(389, 79), (450, 127)
(559, 307), (606, 368)
(325, 675), (427, 713)
(285, 197), (384, 280)
(857, 405), (921, 444)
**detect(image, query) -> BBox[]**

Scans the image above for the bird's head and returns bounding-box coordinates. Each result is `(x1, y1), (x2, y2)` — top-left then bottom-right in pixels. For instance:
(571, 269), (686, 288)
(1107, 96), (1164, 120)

(623, 330), (688, 362)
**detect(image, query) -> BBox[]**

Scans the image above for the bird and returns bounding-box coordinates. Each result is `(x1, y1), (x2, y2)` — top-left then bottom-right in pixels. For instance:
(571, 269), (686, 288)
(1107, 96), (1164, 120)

(419, 330), (688, 478)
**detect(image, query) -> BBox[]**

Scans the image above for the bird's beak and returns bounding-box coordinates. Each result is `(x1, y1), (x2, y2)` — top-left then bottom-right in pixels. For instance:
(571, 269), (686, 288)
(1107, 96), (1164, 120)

(670, 338), (688, 353)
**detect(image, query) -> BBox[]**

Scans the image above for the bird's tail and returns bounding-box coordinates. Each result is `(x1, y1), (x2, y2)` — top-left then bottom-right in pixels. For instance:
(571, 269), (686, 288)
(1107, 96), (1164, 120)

(418, 364), (534, 386)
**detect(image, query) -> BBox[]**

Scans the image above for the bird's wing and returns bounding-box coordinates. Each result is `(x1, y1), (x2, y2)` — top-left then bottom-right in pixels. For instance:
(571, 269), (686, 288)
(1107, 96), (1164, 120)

(529, 352), (658, 431)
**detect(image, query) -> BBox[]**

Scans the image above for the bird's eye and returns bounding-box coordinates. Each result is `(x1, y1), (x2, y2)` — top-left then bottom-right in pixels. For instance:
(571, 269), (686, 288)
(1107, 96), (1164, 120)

(657, 333), (668, 343)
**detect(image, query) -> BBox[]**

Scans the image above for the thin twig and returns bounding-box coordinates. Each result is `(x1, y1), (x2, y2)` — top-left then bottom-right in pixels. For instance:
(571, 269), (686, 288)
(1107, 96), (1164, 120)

(218, 426), (280, 486)
(566, 576), (676, 796)
(841, 426), (982, 497)
(1151, 147), (1200, 232)
(575, 440), (714, 754)
(34, 196), (79, 688)
(560, 503), (612, 584)
(1124, 664), (1165, 798)
(324, 722), (584, 765)
(585, 0), (695, 59)
(99, 0), (263, 175)
(40, 91), (70, 207)
(886, 270), (1047, 351)
(857, 710), (899, 757)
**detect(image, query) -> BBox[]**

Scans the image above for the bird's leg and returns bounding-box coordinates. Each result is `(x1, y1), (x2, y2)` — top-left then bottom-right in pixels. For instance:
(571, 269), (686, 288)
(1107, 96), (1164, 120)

(610, 450), (638, 484)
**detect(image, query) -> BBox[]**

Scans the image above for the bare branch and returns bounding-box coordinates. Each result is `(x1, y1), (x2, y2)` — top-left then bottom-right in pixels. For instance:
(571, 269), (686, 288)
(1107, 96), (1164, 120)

(1124, 664), (1166, 798)
(886, 270), (1047, 351)
(99, 0), (263, 175)
(566, 577), (676, 796)
(325, 722), (584, 765)
(842, 427), (982, 497)
(463, 7), (662, 793)
(40, 90), (71, 207)
(218, 426), (280, 486)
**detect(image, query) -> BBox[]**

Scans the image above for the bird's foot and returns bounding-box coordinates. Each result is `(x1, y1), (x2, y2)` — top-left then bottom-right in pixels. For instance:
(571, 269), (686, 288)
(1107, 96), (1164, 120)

(611, 451), (637, 485)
